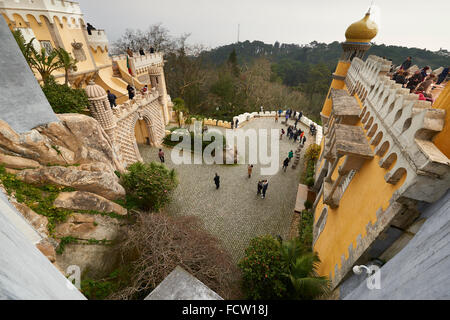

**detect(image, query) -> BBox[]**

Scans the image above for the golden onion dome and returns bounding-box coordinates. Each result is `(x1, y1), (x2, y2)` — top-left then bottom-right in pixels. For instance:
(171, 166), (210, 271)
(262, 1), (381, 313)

(345, 11), (378, 43)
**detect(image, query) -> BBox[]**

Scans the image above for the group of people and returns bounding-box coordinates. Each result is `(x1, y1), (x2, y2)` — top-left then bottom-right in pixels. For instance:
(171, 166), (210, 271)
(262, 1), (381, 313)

(280, 109), (303, 123)
(281, 125), (307, 145)
(126, 46), (155, 58)
(391, 56), (449, 103)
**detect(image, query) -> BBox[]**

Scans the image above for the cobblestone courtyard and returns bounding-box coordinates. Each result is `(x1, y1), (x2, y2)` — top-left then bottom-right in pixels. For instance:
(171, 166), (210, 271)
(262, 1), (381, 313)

(139, 117), (312, 263)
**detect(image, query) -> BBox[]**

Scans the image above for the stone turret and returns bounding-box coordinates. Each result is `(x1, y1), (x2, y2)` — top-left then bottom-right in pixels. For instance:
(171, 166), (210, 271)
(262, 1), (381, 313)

(149, 65), (170, 125)
(85, 81), (117, 139)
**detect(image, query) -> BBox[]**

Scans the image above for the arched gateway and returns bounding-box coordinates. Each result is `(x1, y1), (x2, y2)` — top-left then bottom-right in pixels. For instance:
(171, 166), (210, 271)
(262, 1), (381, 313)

(85, 81), (167, 167)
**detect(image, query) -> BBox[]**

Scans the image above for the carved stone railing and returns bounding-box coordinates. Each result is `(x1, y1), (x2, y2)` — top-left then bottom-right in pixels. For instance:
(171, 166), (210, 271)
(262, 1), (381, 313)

(86, 29), (108, 51)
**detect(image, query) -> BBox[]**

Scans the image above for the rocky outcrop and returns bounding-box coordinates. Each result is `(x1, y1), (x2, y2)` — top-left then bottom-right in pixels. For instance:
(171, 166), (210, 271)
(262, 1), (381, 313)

(0, 114), (124, 172)
(54, 214), (124, 278)
(36, 239), (57, 263)
(53, 213), (97, 239)
(0, 154), (41, 170)
(17, 166), (125, 201)
(12, 202), (49, 236)
(54, 191), (127, 216)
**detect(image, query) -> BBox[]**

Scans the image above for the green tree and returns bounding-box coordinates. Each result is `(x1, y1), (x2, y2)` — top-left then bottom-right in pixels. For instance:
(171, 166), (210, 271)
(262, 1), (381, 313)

(55, 48), (78, 85)
(11, 29), (35, 68)
(41, 77), (88, 114)
(29, 47), (64, 84)
(280, 238), (330, 299)
(227, 48), (240, 77)
(120, 162), (178, 211)
(238, 235), (287, 300)
(239, 235), (330, 300)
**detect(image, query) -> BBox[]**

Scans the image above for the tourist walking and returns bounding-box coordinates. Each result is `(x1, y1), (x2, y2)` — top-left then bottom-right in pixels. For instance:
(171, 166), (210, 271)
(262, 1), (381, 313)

(214, 173), (220, 189)
(257, 180), (263, 195)
(230, 121), (234, 129)
(261, 180), (269, 199)
(127, 84), (135, 100)
(280, 128), (285, 140)
(139, 48), (145, 56)
(107, 90), (117, 108)
(158, 149), (165, 163)
(285, 113), (289, 123)
(275, 113), (279, 122)
(303, 136), (307, 146)
(235, 119), (239, 129)
(288, 150), (294, 161)
(248, 165), (254, 178)
(282, 157), (290, 172)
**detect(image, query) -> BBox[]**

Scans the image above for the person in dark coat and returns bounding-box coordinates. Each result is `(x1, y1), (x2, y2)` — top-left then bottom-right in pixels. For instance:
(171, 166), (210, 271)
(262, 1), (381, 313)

(282, 157), (290, 172)
(420, 66), (430, 79)
(139, 48), (145, 56)
(261, 180), (269, 199)
(150, 47), (155, 53)
(214, 173), (220, 189)
(400, 57), (412, 71)
(127, 84), (135, 100)
(86, 23), (96, 35)
(235, 119), (239, 129)
(437, 67), (449, 85)
(257, 180), (263, 195)
(107, 90), (117, 108)
(406, 71), (423, 92)
(395, 71), (408, 86)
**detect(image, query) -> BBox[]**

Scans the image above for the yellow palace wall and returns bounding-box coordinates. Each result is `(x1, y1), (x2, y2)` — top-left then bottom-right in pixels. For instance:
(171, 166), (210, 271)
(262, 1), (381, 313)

(433, 83), (450, 158)
(313, 88), (406, 280)
(321, 61), (351, 118)
(53, 16), (96, 73)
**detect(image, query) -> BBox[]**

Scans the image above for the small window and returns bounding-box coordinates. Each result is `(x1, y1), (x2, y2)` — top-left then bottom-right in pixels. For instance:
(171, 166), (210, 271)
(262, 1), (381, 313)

(39, 40), (53, 55)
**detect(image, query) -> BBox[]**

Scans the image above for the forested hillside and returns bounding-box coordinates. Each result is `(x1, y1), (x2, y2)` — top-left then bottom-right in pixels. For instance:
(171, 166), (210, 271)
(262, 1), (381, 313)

(113, 26), (450, 124)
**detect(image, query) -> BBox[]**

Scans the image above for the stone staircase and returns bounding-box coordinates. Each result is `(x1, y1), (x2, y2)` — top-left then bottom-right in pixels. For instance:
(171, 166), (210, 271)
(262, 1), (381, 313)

(291, 144), (304, 170)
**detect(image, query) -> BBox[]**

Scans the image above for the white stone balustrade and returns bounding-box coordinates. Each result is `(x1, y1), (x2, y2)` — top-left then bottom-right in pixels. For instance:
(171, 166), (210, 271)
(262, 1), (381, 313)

(86, 29), (108, 51)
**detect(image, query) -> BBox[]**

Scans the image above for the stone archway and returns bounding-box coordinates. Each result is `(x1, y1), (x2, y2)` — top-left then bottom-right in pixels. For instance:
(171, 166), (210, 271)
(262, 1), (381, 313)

(134, 113), (157, 147)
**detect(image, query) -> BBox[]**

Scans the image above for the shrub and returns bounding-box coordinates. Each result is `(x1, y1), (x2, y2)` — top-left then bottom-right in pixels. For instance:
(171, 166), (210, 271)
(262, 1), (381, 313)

(238, 235), (288, 300)
(305, 144), (321, 162)
(120, 162), (178, 211)
(109, 213), (241, 300)
(298, 210), (314, 251)
(41, 78), (88, 114)
(239, 235), (330, 300)
(305, 177), (315, 188)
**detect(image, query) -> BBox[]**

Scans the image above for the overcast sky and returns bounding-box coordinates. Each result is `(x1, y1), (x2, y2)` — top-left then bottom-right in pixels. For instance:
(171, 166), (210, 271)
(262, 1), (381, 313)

(78, 0), (450, 51)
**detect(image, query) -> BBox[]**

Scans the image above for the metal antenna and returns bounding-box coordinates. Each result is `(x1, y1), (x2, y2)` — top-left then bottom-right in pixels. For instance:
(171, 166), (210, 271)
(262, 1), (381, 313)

(237, 24), (240, 43)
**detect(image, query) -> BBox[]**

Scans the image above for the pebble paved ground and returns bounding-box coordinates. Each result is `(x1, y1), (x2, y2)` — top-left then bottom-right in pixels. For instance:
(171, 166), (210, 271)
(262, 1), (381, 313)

(139, 117), (312, 263)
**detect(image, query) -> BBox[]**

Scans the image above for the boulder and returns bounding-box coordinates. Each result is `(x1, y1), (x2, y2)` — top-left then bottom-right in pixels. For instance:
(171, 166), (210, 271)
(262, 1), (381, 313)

(12, 202), (49, 236)
(36, 239), (56, 263)
(0, 115), (124, 172)
(53, 213), (96, 239)
(54, 191), (127, 216)
(0, 153), (41, 169)
(17, 166), (126, 201)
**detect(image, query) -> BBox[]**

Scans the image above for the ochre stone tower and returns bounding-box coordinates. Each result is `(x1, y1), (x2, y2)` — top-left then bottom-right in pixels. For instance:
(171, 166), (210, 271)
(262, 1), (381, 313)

(320, 10), (378, 124)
